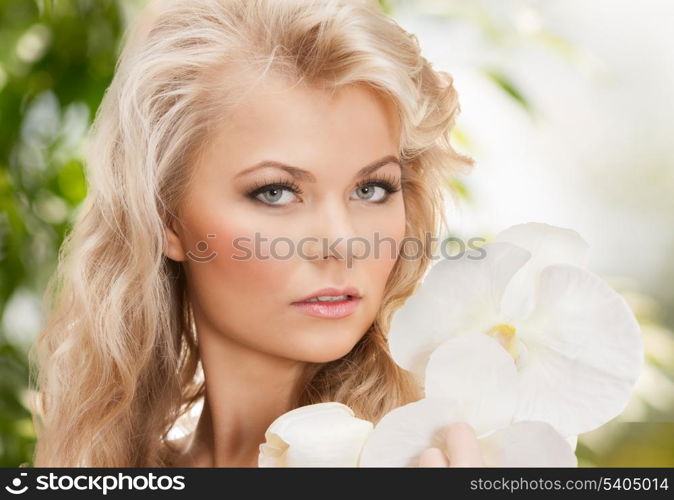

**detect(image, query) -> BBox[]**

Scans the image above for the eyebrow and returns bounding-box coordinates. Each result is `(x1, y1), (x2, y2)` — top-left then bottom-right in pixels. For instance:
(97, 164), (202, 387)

(234, 154), (402, 182)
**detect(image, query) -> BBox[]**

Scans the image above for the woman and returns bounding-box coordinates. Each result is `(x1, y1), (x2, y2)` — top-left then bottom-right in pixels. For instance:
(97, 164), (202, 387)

(30, 0), (477, 467)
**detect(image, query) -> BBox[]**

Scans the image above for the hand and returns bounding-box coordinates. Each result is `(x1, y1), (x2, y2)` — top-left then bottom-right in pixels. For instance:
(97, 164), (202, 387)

(418, 422), (485, 467)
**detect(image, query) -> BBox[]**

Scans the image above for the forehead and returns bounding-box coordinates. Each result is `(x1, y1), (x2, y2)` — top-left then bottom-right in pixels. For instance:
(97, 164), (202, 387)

(204, 77), (401, 167)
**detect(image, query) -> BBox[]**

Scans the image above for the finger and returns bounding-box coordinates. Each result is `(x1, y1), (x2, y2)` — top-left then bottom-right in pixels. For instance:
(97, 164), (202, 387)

(443, 422), (485, 467)
(418, 447), (450, 467)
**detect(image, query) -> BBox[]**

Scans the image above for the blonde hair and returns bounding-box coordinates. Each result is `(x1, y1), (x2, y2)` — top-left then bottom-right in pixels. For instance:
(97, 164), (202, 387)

(29, 0), (473, 466)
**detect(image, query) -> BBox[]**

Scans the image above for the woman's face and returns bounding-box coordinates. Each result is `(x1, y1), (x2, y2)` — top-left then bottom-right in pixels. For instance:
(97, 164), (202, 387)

(164, 78), (406, 363)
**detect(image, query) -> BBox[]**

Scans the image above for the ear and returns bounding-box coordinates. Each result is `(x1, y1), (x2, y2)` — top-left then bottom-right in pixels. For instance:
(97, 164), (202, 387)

(163, 216), (187, 262)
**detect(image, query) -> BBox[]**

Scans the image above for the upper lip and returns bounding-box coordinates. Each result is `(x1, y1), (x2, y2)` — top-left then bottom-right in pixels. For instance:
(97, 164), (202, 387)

(293, 286), (361, 303)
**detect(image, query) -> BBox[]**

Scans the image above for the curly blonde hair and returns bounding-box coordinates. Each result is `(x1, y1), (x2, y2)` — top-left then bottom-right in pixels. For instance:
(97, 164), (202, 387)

(29, 0), (473, 466)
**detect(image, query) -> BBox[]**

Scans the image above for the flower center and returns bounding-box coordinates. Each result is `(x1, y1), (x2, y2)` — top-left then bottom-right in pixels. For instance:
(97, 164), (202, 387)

(486, 323), (518, 358)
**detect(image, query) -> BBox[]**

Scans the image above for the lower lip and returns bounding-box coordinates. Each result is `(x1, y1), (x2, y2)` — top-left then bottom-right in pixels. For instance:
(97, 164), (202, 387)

(291, 297), (361, 319)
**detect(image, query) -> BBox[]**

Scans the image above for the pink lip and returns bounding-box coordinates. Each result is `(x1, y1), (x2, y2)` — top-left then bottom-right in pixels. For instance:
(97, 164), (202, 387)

(292, 297), (361, 319)
(293, 286), (361, 303)
(291, 286), (362, 319)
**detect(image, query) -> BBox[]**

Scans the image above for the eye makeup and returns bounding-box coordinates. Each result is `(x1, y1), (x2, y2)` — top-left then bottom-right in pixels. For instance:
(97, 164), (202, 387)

(244, 172), (402, 207)
(246, 177), (303, 199)
(355, 172), (402, 198)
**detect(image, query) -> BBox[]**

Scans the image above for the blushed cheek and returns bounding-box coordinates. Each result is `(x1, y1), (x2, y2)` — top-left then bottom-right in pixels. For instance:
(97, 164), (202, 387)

(360, 207), (406, 301)
(184, 216), (294, 302)
(371, 202), (406, 268)
(370, 237), (403, 290)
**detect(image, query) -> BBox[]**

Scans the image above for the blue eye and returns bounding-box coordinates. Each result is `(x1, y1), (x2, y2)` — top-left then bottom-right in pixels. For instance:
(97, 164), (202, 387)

(351, 184), (388, 202)
(351, 175), (402, 204)
(256, 186), (299, 205)
(246, 175), (401, 207)
(247, 180), (303, 207)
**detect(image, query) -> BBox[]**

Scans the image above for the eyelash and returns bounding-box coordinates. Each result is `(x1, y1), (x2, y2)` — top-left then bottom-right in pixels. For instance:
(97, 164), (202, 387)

(246, 174), (402, 206)
(355, 173), (402, 201)
(246, 178), (304, 204)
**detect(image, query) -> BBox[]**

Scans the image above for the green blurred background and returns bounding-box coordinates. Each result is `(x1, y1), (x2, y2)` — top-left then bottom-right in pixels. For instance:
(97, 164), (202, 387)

(1, 0), (673, 466)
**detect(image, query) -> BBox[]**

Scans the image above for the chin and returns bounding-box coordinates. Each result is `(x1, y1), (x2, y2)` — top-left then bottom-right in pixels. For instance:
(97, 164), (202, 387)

(287, 328), (367, 364)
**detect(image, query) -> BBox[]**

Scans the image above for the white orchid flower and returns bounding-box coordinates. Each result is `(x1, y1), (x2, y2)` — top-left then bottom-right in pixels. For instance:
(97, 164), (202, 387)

(359, 334), (577, 467)
(258, 402), (373, 467)
(388, 222), (643, 436)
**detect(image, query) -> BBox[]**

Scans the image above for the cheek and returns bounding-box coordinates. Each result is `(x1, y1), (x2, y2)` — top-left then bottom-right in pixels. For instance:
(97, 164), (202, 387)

(179, 207), (295, 320)
(358, 199), (407, 274)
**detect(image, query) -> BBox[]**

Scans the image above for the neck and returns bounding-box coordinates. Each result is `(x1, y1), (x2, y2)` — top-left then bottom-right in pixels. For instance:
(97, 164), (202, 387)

(180, 319), (311, 467)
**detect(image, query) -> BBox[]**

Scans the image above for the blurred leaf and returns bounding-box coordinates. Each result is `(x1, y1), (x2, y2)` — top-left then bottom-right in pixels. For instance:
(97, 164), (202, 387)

(450, 126), (473, 153)
(447, 176), (470, 201)
(0, 0), (124, 466)
(484, 68), (533, 115)
(378, 0), (393, 15)
(57, 159), (87, 205)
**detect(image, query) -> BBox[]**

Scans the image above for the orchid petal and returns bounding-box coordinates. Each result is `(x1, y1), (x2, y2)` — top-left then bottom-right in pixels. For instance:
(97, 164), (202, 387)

(514, 265), (644, 436)
(479, 421), (578, 467)
(425, 333), (518, 434)
(359, 398), (465, 467)
(495, 222), (590, 320)
(258, 402), (373, 467)
(388, 242), (530, 382)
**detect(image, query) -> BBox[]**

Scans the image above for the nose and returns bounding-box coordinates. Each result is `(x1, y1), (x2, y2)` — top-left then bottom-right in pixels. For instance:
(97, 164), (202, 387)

(302, 197), (365, 264)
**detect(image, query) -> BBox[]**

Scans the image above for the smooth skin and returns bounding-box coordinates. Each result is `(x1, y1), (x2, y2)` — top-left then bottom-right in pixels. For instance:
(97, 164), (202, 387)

(163, 75), (483, 467)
